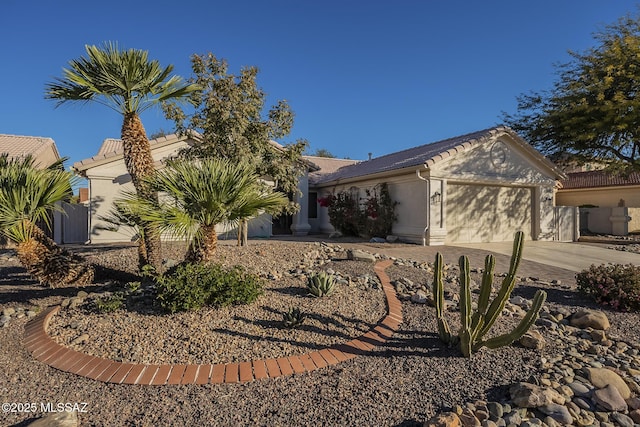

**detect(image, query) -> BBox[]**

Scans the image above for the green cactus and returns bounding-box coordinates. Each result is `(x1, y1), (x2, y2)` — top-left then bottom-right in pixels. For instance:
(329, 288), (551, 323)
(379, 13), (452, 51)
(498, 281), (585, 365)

(307, 271), (336, 297)
(431, 231), (547, 357)
(282, 307), (307, 328)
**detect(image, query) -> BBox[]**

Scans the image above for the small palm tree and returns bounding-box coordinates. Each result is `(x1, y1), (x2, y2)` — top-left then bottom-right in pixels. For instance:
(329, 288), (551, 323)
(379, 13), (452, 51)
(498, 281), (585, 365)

(45, 42), (200, 271)
(120, 158), (288, 263)
(0, 155), (94, 287)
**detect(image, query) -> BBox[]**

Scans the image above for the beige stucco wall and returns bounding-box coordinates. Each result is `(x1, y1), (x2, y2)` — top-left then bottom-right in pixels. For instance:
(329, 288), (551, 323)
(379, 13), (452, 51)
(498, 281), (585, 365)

(556, 186), (640, 208)
(313, 173), (428, 243)
(426, 137), (559, 244)
(84, 139), (275, 243)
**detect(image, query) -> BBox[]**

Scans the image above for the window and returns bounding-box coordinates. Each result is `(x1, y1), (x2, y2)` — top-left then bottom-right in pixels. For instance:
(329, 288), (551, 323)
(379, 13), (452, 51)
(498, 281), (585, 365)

(308, 191), (318, 219)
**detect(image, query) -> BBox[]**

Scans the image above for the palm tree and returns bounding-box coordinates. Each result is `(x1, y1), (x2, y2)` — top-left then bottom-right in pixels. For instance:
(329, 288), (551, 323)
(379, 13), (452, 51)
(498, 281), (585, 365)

(45, 42), (200, 271)
(0, 155), (94, 287)
(120, 158), (288, 263)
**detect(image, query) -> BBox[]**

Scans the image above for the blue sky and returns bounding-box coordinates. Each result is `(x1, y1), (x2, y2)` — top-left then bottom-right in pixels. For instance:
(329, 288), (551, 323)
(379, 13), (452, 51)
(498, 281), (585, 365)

(1, 1), (638, 169)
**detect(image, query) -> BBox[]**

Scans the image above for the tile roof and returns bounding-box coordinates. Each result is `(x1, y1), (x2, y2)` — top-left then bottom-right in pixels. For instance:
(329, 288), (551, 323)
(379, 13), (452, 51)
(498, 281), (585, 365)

(313, 126), (562, 184)
(560, 170), (640, 189)
(303, 156), (360, 184)
(0, 134), (59, 164)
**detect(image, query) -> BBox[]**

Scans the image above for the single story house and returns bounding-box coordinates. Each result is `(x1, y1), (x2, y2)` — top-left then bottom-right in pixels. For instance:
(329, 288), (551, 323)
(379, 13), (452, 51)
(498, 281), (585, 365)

(0, 134), (61, 168)
(556, 170), (640, 207)
(306, 126), (571, 245)
(73, 126), (574, 245)
(556, 170), (640, 235)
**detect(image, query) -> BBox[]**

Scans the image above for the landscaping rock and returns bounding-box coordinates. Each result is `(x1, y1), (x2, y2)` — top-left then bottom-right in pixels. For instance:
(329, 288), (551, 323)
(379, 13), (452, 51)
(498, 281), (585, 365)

(538, 403), (573, 425)
(586, 367), (632, 399)
(424, 412), (461, 427)
(411, 290), (429, 304)
(610, 412), (634, 427)
(593, 384), (628, 412)
(519, 330), (545, 349)
(509, 383), (565, 408)
(27, 411), (78, 427)
(570, 309), (610, 330)
(346, 249), (376, 263)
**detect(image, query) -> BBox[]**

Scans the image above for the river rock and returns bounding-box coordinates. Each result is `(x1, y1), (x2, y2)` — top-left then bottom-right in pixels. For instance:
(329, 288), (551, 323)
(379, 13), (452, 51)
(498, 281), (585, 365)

(586, 367), (631, 399)
(346, 249), (376, 263)
(570, 309), (610, 330)
(538, 403), (573, 425)
(519, 330), (545, 349)
(424, 412), (461, 427)
(610, 412), (634, 427)
(593, 384), (628, 412)
(509, 383), (565, 408)
(459, 408), (481, 427)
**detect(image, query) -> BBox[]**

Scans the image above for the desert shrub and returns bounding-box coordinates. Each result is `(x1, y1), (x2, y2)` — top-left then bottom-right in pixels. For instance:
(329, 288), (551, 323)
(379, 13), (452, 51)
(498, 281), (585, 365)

(576, 263), (640, 311)
(155, 262), (263, 313)
(92, 292), (125, 313)
(320, 182), (397, 238)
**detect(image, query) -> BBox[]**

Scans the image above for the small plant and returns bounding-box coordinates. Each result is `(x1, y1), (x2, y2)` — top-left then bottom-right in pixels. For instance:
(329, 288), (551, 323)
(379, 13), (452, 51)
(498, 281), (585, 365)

(307, 271), (336, 297)
(127, 281), (142, 292)
(93, 292), (125, 313)
(282, 307), (307, 328)
(432, 231), (547, 357)
(155, 262), (263, 313)
(576, 263), (640, 311)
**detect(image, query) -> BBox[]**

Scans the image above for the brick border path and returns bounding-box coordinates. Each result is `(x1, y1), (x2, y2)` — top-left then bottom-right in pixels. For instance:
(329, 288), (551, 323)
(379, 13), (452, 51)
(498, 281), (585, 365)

(23, 260), (401, 385)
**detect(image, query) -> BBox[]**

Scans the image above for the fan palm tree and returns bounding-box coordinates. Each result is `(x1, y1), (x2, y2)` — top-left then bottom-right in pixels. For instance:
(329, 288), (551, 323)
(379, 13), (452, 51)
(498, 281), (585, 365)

(0, 155), (94, 287)
(45, 42), (200, 271)
(120, 158), (288, 263)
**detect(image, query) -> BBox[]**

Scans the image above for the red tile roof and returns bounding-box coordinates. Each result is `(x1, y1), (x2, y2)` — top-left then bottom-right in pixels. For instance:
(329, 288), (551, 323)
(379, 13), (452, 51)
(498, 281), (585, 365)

(560, 170), (640, 189)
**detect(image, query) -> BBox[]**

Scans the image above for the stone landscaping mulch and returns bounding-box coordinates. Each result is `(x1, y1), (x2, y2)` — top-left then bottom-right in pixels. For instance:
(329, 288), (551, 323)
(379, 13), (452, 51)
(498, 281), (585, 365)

(1, 240), (640, 426)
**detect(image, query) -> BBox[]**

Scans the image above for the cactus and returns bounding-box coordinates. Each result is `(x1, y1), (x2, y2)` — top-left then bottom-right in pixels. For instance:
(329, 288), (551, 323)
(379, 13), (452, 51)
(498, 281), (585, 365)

(282, 307), (306, 328)
(307, 271), (336, 297)
(432, 231), (547, 357)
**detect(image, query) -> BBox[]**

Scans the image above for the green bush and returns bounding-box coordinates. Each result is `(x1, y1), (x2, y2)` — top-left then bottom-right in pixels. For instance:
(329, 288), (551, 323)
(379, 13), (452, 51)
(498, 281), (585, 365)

(93, 292), (125, 313)
(155, 262), (263, 313)
(576, 263), (640, 311)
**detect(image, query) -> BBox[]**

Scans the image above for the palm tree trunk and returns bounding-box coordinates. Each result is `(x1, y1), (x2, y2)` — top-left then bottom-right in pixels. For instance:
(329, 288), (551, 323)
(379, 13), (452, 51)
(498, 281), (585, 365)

(237, 219), (248, 247)
(15, 221), (94, 287)
(121, 112), (163, 272)
(186, 224), (218, 264)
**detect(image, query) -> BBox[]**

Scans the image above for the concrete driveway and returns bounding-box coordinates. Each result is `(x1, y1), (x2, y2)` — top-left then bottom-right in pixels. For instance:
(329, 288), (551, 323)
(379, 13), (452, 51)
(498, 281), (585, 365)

(449, 241), (640, 273)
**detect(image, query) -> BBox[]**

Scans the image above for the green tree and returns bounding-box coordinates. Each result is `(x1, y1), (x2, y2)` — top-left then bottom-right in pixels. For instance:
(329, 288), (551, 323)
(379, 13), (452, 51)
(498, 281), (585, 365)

(163, 53), (308, 244)
(120, 158), (288, 263)
(308, 148), (336, 158)
(0, 155), (94, 287)
(503, 13), (640, 172)
(45, 42), (200, 270)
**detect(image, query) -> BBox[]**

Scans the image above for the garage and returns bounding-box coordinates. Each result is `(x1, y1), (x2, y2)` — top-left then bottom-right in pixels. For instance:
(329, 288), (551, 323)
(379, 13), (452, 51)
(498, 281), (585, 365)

(446, 184), (532, 243)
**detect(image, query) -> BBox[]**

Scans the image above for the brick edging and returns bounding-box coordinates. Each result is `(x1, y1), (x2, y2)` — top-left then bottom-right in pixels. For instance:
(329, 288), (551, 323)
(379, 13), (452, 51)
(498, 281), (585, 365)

(24, 260), (402, 385)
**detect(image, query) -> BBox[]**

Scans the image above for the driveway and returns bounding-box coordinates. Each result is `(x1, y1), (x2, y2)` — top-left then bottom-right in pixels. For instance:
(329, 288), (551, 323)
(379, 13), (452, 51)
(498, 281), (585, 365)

(449, 240), (640, 273)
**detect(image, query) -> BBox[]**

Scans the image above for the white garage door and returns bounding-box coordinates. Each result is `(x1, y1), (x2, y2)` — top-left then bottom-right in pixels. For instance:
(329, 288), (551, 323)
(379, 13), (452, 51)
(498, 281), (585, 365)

(446, 184), (532, 243)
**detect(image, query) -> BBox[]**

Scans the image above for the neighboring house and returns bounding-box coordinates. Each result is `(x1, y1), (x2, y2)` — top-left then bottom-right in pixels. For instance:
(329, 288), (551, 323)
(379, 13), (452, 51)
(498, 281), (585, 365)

(557, 170), (640, 235)
(0, 134), (81, 244)
(0, 134), (61, 168)
(556, 170), (640, 207)
(309, 126), (572, 245)
(72, 133), (317, 243)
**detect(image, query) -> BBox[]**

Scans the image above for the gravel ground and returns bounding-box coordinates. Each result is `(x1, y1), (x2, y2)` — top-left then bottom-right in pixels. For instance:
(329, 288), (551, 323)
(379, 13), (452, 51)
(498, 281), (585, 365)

(1, 238), (639, 426)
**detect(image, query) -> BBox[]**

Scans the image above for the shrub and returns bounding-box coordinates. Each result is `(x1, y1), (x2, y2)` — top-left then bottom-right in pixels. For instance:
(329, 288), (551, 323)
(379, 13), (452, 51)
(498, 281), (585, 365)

(320, 182), (397, 238)
(576, 263), (640, 311)
(155, 262), (263, 313)
(93, 292), (125, 313)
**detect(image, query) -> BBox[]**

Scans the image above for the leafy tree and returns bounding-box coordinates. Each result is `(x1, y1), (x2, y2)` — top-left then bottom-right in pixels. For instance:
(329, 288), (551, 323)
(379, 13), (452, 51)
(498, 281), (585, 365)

(119, 158), (288, 263)
(503, 13), (640, 172)
(163, 53), (308, 244)
(0, 155), (94, 286)
(308, 148), (336, 158)
(45, 42), (199, 270)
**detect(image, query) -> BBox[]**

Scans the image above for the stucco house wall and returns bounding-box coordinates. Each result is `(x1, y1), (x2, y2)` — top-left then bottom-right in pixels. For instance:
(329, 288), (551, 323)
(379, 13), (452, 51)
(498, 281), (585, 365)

(74, 133), (282, 244)
(312, 127), (566, 245)
(557, 171), (640, 207)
